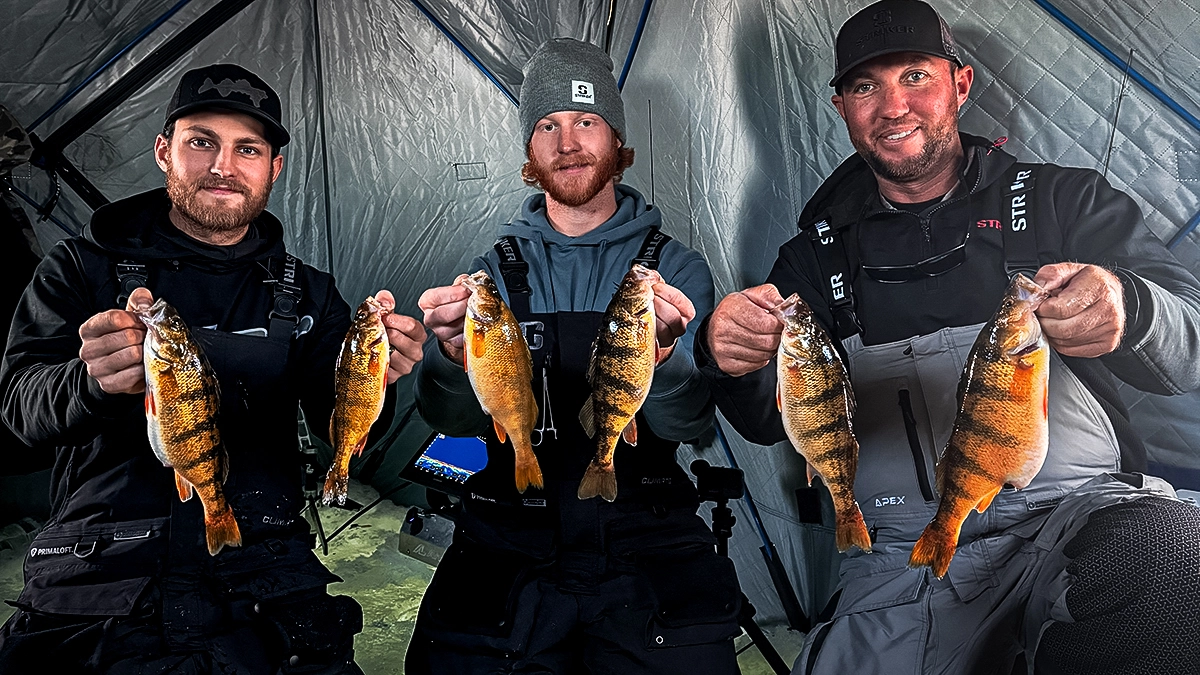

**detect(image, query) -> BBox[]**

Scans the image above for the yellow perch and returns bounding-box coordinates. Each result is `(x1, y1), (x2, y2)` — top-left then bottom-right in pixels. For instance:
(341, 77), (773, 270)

(578, 264), (661, 502)
(136, 298), (241, 556)
(461, 271), (542, 492)
(910, 274), (1050, 578)
(775, 293), (872, 553)
(324, 296), (390, 506)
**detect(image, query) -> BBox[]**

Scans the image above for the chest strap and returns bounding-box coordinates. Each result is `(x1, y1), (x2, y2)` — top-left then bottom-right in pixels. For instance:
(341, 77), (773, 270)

(632, 228), (670, 271)
(806, 218), (862, 340)
(1002, 165), (1039, 280)
(804, 163), (1039, 341)
(494, 236), (532, 317)
(264, 254), (303, 343)
(113, 254), (303, 344)
(493, 227), (673, 317)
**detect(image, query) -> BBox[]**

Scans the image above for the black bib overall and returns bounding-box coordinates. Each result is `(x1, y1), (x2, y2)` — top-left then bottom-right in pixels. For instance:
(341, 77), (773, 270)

(0, 256), (362, 675)
(406, 234), (742, 674)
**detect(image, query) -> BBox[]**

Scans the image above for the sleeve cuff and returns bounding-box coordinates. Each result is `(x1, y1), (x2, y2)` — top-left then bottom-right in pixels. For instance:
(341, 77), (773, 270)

(1112, 267), (1149, 347)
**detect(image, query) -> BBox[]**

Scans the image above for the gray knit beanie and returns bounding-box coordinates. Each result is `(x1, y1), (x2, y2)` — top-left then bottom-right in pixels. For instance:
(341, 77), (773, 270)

(519, 38), (625, 145)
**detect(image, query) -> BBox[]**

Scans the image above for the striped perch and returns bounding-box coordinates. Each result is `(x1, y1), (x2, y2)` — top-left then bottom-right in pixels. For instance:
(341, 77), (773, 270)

(910, 274), (1050, 578)
(578, 264), (661, 502)
(136, 298), (241, 556)
(775, 293), (872, 553)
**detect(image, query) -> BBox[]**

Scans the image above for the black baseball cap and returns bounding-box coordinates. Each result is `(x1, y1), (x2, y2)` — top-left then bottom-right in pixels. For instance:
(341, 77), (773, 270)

(165, 64), (290, 148)
(830, 0), (964, 88)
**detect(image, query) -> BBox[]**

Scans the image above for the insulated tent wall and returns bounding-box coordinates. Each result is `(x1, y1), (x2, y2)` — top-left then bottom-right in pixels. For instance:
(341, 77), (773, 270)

(4, 0), (1200, 626)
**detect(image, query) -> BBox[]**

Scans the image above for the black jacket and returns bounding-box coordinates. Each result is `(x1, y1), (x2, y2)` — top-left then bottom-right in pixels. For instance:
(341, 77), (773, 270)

(0, 189), (353, 536)
(697, 134), (1200, 465)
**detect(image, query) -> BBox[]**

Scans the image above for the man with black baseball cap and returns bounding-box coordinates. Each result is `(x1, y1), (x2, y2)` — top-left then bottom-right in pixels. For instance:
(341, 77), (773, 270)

(406, 38), (739, 674)
(0, 63), (427, 673)
(700, 1), (1200, 673)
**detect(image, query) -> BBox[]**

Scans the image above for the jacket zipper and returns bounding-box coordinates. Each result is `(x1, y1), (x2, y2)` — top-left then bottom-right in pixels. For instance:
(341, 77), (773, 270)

(898, 389), (936, 502)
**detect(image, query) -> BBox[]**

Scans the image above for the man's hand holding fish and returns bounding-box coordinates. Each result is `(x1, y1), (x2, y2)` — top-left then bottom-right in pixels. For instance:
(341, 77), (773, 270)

(705, 283), (786, 377)
(77, 287), (153, 395)
(373, 289), (428, 382)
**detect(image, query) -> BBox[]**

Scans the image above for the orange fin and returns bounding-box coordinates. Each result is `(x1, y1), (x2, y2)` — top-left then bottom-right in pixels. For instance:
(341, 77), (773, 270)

(835, 503), (872, 553)
(493, 419), (508, 444)
(351, 435), (369, 458)
(975, 485), (1003, 513)
(577, 461), (618, 502)
(175, 471), (194, 502)
(514, 450), (544, 493)
(806, 462), (817, 487)
(470, 326), (487, 359)
(909, 518), (957, 579)
(204, 506), (242, 556)
(621, 419), (638, 447)
(322, 466), (350, 506)
(578, 398), (596, 438)
(776, 381), (782, 413)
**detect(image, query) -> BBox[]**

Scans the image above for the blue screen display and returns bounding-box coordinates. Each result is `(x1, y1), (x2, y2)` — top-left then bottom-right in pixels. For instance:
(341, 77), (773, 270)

(413, 434), (488, 484)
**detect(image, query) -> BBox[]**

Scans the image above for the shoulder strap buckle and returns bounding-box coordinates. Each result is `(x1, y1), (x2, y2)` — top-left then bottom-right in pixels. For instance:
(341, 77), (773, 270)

(494, 237), (531, 295)
(115, 260), (148, 307)
(264, 254), (303, 341)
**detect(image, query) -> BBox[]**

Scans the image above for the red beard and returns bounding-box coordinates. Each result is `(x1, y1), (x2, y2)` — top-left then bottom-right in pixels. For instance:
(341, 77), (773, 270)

(523, 140), (620, 207)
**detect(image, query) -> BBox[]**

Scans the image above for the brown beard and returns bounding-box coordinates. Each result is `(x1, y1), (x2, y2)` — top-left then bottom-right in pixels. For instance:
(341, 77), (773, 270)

(850, 98), (960, 184)
(164, 156), (273, 237)
(522, 138), (620, 207)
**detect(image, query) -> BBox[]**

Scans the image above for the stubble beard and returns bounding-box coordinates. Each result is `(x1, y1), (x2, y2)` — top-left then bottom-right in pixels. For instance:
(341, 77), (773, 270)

(852, 102), (960, 184)
(524, 140), (620, 208)
(164, 157), (273, 237)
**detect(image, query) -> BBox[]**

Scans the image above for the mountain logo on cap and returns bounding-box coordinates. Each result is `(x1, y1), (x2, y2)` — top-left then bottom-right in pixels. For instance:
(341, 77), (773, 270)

(571, 80), (595, 105)
(198, 77), (268, 108)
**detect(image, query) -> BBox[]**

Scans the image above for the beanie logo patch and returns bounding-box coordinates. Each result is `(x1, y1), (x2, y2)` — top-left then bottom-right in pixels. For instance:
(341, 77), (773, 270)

(571, 80), (595, 105)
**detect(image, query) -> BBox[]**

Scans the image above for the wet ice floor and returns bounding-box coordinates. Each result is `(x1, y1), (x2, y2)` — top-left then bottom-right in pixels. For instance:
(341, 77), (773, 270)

(0, 480), (804, 674)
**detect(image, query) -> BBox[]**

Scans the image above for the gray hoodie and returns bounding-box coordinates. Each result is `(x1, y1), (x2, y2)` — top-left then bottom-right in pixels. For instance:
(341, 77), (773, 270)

(415, 184), (715, 443)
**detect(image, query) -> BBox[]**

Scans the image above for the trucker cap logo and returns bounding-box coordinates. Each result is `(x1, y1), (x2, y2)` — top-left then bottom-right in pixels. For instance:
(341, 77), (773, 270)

(873, 10), (891, 25)
(198, 77), (268, 108)
(571, 80), (595, 105)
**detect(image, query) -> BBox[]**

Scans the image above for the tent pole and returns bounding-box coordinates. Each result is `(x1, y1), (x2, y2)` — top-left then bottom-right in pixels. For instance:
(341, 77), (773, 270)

(604, 0), (619, 54)
(616, 0), (653, 91)
(28, 0), (196, 133)
(40, 0), (261, 157)
(31, 0), (261, 215)
(1030, 0), (1200, 249)
(311, 0), (336, 275)
(409, 0), (518, 107)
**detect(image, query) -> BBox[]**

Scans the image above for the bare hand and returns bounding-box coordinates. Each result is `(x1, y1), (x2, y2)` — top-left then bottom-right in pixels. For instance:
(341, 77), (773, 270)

(707, 284), (786, 377)
(373, 290), (426, 383)
(79, 287), (152, 394)
(652, 281), (696, 362)
(1034, 263), (1125, 357)
(417, 274), (471, 365)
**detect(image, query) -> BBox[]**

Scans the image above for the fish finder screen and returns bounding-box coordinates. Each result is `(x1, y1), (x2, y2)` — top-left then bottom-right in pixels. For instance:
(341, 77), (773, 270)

(412, 434), (488, 486)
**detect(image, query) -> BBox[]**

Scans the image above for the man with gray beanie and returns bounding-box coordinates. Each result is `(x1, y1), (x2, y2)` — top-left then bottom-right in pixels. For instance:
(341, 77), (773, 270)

(700, 1), (1200, 673)
(406, 37), (742, 673)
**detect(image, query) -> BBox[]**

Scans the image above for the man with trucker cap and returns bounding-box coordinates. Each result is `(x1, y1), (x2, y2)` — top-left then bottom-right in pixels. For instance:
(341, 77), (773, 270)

(0, 63), (426, 673)
(699, 1), (1200, 673)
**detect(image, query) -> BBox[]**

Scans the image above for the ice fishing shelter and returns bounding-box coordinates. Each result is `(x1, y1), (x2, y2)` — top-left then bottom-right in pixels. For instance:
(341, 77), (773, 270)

(4, 0), (1200, 626)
